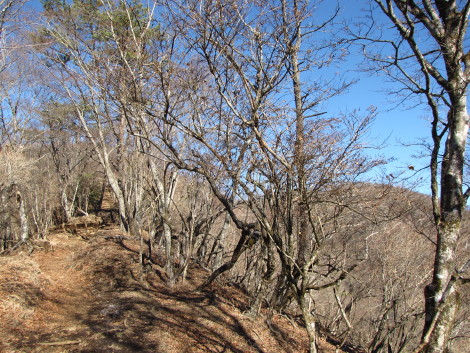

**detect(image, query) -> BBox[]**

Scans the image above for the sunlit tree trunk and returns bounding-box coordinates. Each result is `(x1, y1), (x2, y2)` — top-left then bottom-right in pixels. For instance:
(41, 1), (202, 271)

(15, 186), (28, 242)
(366, 2), (470, 352)
(424, 95), (468, 353)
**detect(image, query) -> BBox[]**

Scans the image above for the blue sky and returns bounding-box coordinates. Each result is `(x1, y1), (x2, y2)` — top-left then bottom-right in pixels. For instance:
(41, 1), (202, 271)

(319, 0), (433, 193)
(326, 58), (431, 189)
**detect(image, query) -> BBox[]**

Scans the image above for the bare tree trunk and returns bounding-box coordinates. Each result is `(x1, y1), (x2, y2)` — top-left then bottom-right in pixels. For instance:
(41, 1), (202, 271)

(60, 182), (79, 222)
(162, 222), (175, 285)
(283, 3), (318, 351)
(424, 97), (468, 353)
(150, 160), (178, 285)
(248, 235), (275, 316)
(1, 188), (8, 250)
(195, 232), (209, 264)
(209, 212), (231, 270)
(299, 290), (317, 353)
(290, 6), (310, 270)
(16, 188), (28, 242)
(72, 104), (130, 232)
(197, 226), (255, 291)
(106, 171), (128, 231)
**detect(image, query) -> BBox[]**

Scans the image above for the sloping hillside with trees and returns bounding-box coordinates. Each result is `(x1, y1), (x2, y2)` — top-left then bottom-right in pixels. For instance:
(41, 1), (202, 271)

(0, 226), (320, 352)
(0, 1), (468, 352)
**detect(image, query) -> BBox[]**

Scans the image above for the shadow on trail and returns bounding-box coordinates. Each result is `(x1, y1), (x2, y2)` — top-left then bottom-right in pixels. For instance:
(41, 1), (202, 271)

(72, 234), (304, 353)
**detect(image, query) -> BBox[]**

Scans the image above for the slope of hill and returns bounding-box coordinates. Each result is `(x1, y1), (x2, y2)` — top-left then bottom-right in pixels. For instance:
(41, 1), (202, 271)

(0, 227), (340, 353)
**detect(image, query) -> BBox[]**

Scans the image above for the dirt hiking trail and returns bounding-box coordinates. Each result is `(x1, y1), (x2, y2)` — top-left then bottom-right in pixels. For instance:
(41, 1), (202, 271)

(0, 227), (338, 353)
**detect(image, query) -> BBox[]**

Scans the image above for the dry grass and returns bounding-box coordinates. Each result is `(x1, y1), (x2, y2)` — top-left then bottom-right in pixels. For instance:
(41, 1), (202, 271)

(0, 227), (340, 353)
(0, 257), (45, 322)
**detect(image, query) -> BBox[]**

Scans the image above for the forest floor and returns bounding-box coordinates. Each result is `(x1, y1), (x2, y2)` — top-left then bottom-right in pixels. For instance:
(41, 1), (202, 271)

(0, 226), (340, 353)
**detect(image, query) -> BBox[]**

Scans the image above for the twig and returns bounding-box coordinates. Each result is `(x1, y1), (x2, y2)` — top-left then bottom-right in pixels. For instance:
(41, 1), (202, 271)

(38, 340), (81, 346)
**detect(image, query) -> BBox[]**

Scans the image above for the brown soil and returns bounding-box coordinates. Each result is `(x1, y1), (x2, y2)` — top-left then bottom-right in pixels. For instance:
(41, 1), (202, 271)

(0, 227), (338, 353)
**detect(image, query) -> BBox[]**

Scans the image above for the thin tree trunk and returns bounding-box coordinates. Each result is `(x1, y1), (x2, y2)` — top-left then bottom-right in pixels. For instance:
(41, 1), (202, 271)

(197, 226), (254, 291)
(195, 232), (209, 264)
(1, 187), (9, 250)
(151, 162), (178, 286)
(61, 188), (71, 222)
(16, 188), (29, 242)
(162, 221), (175, 285)
(209, 212), (231, 270)
(282, 2), (317, 350)
(107, 172), (128, 231)
(248, 236), (275, 316)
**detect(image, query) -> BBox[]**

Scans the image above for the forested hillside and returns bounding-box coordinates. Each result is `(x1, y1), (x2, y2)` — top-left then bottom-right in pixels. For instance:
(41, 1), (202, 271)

(0, 1), (469, 352)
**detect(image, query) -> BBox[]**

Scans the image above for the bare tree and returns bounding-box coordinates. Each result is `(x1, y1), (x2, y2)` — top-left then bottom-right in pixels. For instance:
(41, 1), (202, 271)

(37, 0), (206, 285)
(0, 0), (24, 73)
(0, 0), (45, 249)
(39, 101), (95, 222)
(37, 0), (159, 236)
(353, 1), (470, 352)
(158, 1), (384, 351)
(0, 146), (31, 249)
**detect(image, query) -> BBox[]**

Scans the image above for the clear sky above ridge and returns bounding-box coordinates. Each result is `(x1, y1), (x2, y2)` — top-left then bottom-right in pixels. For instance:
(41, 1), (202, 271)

(318, 0), (433, 192)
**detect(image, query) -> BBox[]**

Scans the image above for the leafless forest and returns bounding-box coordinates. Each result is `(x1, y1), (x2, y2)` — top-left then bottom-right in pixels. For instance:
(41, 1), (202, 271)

(0, 1), (469, 352)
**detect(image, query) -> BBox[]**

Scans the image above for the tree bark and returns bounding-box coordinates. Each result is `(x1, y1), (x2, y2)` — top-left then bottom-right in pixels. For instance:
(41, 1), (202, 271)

(197, 226), (255, 291)
(209, 212), (231, 270)
(424, 98), (468, 353)
(16, 188), (29, 242)
(299, 289), (317, 353)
